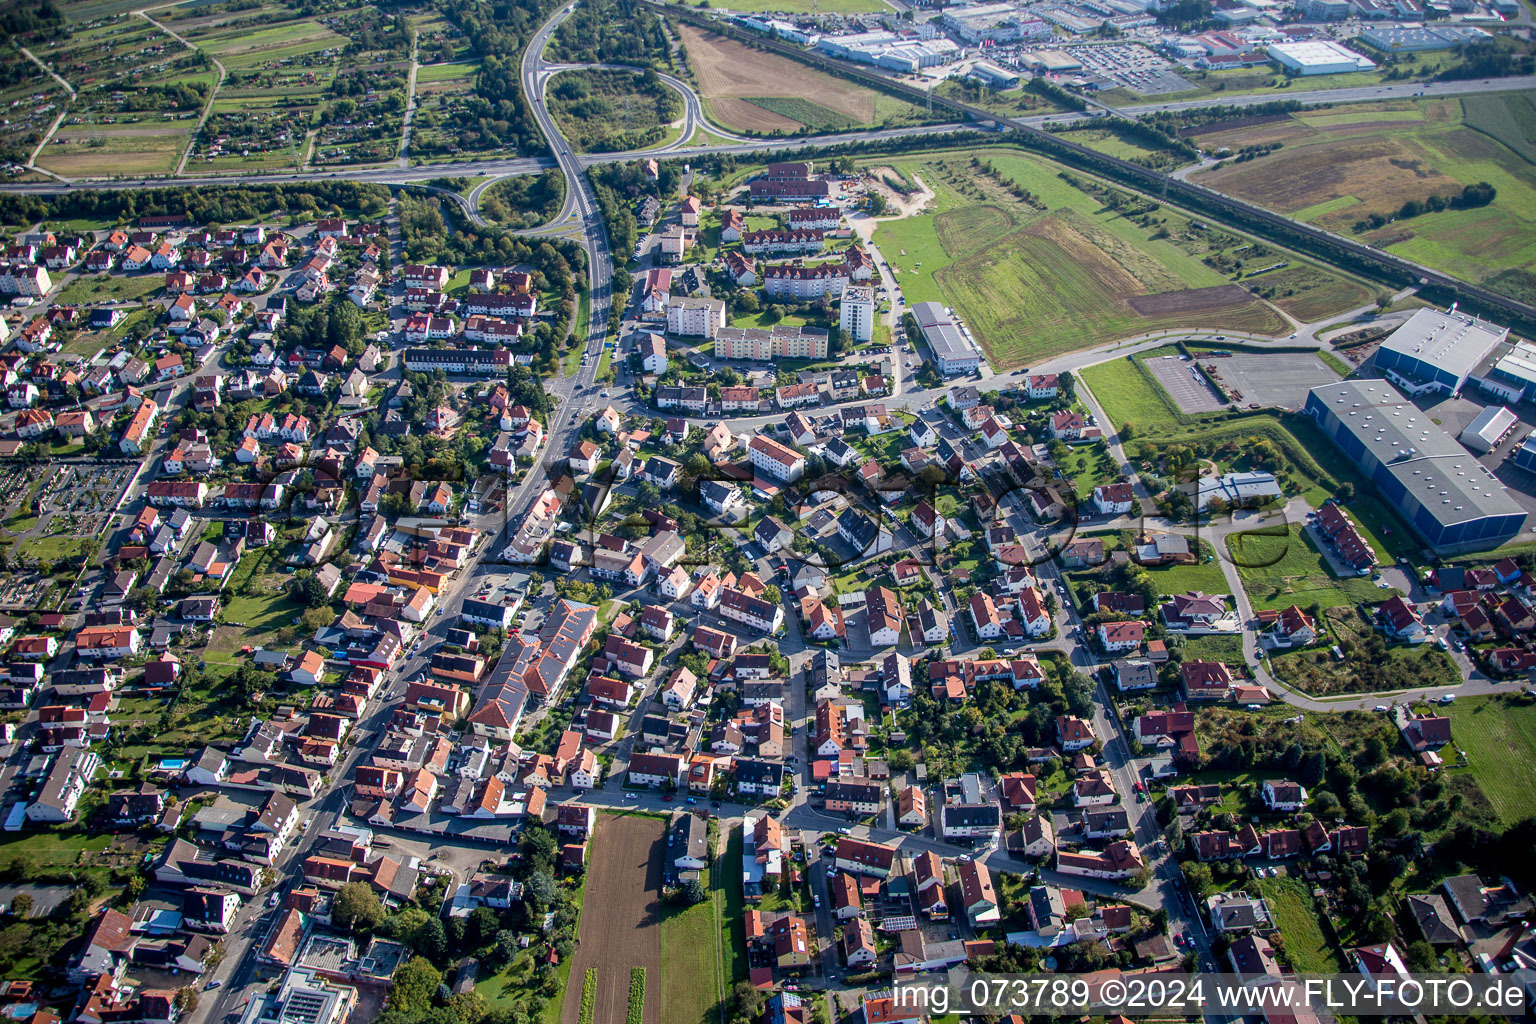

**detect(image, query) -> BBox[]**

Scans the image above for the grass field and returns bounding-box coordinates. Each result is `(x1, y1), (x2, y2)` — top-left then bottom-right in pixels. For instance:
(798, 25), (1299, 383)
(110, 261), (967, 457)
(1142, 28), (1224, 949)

(1227, 523), (1384, 612)
(54, 274), (163, 305)
(659, 826), (740, 1024)
(1437, 696), (1536, 826)
(1080, 350), (1185, 432)
(0, 831), (111, 869)
(679, 25), (929, 134)
(871, 150), (1328, 368)
(1254, 875), (1344, 973)
(1191, 97), (1536, 301)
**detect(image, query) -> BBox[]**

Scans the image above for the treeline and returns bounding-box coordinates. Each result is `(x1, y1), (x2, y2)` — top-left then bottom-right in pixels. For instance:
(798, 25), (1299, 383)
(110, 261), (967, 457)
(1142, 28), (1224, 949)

(1228, 142), (1282, 163)
(0, 0), (61, 42)
(1438, 39), (1535, 80)
(548, 0), (671, 67)
(107, 81), (209, 112)
(1027, 76), (1086, 112)
(973, 157), (1046, 211)
(1156, 0), (1214, 29)
(1142, 99), (1308, 136)
(0, 181), (392, 227)
(1353, 182), (1496, 233)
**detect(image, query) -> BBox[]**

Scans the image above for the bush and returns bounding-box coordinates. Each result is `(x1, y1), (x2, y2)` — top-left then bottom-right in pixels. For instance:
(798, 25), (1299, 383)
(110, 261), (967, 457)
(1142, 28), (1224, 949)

(627, 968), (646, 1024)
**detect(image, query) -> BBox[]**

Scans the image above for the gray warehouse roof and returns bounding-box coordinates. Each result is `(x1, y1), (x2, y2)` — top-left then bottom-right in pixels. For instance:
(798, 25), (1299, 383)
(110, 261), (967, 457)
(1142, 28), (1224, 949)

(1459, 405), (1517, 453)
(1309, 379), (1525, 526)
(1378, 307), (1508, 380)
(912, 301), (976, 363)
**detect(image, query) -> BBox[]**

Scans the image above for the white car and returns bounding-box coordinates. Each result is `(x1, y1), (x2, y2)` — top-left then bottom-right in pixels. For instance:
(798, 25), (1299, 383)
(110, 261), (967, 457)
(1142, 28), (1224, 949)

(1373, 704), (1389, 713)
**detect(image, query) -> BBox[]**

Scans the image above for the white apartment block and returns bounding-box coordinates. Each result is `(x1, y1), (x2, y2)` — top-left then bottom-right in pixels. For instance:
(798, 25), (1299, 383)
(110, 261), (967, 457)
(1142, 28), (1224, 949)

(840, 286), (875, 343)
(666, 297), (726, 339)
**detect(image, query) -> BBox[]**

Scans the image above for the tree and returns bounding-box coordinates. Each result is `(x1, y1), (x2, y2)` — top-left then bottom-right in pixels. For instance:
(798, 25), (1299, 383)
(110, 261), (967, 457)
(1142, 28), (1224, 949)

(671, 878), (708, 905)
(391, 957), (442, 1015)
(7, 894), (31, 920)
(413, 916), (449, 965)
(466, 906), (501, 950)
(173, 989), (198, 1017)
(333, 881), (385, 931)
(487, 929), (520, 970)
(762, 584), (781, 605)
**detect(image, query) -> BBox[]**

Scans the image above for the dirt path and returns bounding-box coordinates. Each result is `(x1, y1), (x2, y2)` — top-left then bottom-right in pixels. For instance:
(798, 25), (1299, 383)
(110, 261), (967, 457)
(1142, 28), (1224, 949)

(397, 25), (419, 165)
(852, 168), (935, 243)
(561, 813), (665, 1024)
(137, 5), (226, 176)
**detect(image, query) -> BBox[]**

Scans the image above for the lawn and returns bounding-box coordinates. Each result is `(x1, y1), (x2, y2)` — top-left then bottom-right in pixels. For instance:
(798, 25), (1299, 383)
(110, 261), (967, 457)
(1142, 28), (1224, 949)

(1227, 523), (1384, 612)
(54, 274), (163, 305)
(1058, 444), (1121, 501)
(1080, 348), (1185, 435)
(1146, 551), (1229, 597)
(0, 831), (111, 869)
(1437, 696), (1536, 826)
(1179, 633), (1245, 665)
(1254, 875), (1344, 973)
(660, 835), (733, 1024)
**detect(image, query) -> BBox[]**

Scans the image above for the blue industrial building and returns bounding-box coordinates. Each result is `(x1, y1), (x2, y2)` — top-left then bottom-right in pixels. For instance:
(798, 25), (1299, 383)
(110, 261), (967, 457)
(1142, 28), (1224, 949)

(1372, 307), (1507, 395)
(1512, 436), (1536, 474)
(1305, 380), (1527, 552)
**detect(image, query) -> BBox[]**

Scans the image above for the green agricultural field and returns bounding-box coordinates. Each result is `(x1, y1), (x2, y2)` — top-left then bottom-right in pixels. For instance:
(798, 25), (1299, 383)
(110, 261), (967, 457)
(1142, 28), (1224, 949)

(871, 149), (1318, 368)
(1437, 696), (1536, 826)
(415, 60), (478, 85)
(1191, 97), (1536, 303)
(742, 97), (857, 132)
(1227, 523), (1384, 612)
(1463, 89), (1536, 163)
(1254, 876), (1344, 973)
(659, 848), (734, 1024)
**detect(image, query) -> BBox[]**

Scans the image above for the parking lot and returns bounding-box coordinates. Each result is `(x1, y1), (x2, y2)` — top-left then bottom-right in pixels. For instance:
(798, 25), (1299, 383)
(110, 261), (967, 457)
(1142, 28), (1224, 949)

(1144, 354), (1227, 414)
(1203, 351), (1343, 410)
(1061, 43), (1195, 94)
(1421, 392), (1536, 521)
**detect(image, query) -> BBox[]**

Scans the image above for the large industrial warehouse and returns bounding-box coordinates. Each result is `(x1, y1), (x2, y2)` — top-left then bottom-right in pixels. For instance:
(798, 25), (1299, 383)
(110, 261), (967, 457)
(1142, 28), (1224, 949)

(1305, 379), (1527, 552)
(1372, 306), (1510, 395)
